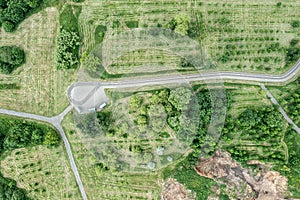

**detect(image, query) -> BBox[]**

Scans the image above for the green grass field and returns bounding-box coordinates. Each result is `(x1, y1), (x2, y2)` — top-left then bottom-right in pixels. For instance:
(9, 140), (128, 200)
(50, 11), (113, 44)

(0, 145), (81, 199)
(61, 83), (292, 199)
(221, 84), (287, 162)
(0, 7), (76, 116)
(79, 0), (300, 77)
(226, 83), (272, 117)
(0, 0), (299, 199)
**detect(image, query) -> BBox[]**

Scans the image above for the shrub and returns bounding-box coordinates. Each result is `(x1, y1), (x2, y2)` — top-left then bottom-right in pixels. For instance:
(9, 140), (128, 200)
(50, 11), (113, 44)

(276, 2), (282, 7)
(2, 21), (15, 32)
(167, 14), (191, 35)
(291, 20), (300, 28)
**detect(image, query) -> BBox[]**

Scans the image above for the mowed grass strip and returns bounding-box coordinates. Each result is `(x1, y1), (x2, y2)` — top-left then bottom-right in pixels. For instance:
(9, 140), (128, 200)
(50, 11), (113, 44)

(0, 7), (76, 116)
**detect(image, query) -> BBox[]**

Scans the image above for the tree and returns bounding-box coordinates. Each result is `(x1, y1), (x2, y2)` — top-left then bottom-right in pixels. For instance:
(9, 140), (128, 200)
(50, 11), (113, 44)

(25, 0), (40, 8)
(291, 20), (300, 28)
(276, 2), (282, 7)
(148, 104), (167, 132)
(168, 14), (191, 36)
(3, 123), (30, 150)
(0, 0), (42, 32)
(137, 115), (147, 126)
(43, 131), (60, 147)
(2, 21), (15, 32)
(129, 94), (142, 112)
(0, 173), (30, 200)
(168, 87), (193, 111)
(84, 53), (101, 74)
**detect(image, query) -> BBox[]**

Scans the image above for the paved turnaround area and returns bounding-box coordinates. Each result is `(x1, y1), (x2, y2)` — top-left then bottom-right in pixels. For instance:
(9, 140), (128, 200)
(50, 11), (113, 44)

(0, 59), (299, 200)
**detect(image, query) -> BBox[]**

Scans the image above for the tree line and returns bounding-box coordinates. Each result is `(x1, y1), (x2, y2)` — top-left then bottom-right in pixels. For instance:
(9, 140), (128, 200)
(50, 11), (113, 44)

(0, 116), (60, 152)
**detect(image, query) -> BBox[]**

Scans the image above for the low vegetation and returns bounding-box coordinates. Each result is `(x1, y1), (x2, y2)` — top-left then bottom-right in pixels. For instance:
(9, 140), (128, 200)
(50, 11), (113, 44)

(162, 155), (216, 200)
(63, 112), (161, 199)
(0, 8), (75, 116)
(0, 46), (25, 74)
(0, 0), (42, 32)
(75, 87), (201, 171)
(79, 0), (300, 75)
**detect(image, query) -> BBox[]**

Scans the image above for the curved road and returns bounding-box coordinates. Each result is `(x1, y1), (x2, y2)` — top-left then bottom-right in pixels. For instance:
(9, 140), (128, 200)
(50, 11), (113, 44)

(67, 59), (300, 110)
(0, 59), (299, 200)
(106, 58), (300, 87)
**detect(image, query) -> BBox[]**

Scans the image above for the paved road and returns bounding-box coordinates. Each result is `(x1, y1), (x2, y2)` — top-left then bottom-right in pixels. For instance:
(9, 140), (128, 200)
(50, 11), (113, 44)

(261, 84), (300, 134)
(67, 59), (300, 106)
(0, 106), (88, 200)
(0, 59), (299, 200)
(108, 58), (300, 87)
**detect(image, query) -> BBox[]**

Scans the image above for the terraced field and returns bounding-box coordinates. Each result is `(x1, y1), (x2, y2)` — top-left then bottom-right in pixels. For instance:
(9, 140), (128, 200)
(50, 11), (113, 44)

(201, 0), (300, 73)
(0, 7), (76, 116)
(0, 145), (80, 199)
(227, 84), (272, 117)
(79, 0), (300, 76)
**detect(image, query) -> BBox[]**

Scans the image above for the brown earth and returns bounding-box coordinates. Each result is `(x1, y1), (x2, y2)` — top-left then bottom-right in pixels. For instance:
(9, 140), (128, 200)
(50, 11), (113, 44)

(195, 150), (289, 200)
(161, 178), (196, 200)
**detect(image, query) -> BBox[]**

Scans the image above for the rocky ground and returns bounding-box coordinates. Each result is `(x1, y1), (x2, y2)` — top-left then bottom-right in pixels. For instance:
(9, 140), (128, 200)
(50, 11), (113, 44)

(195, 150), (288, 200)
(161, 178), (196, 200)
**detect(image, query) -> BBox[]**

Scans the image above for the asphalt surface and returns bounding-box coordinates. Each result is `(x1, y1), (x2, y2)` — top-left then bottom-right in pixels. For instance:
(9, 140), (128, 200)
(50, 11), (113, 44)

(67, 59), (300, 106)
(0, 106), (88, 200)
(108, 58), (300, 87)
